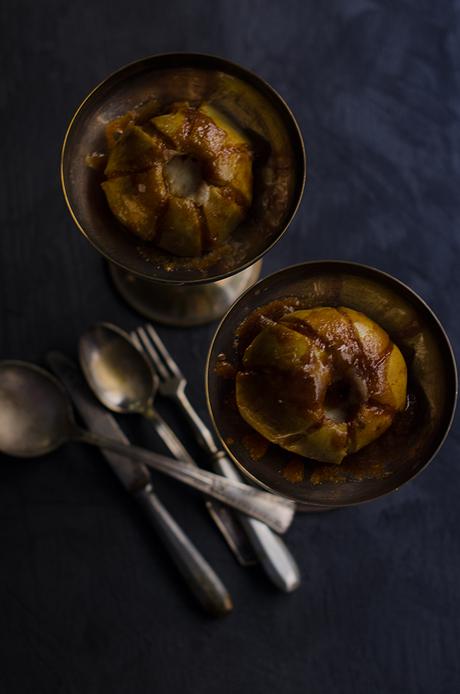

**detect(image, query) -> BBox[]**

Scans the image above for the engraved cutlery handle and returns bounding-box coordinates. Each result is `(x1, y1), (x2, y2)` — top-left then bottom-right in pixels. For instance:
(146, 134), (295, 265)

(77, 429), (294, 533)
(135, 487), (233, 616)
(143, 407), (258, 566)
(174, 391), (301, 591)
(211, 451), (300, 592)
(47, 351), (232, 615)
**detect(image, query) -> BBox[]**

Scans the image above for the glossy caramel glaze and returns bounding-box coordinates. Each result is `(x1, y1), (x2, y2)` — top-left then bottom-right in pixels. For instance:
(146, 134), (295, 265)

(237, 304), (407, 463)
(98, 99), (254, 258)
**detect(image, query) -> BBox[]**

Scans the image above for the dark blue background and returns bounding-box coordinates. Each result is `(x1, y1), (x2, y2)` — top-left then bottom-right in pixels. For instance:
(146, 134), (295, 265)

(1, 1), (459, 692)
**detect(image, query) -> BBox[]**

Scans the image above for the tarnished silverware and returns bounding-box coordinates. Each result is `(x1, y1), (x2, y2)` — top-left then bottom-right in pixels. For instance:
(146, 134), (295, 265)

(0, 360), (295, 533)
(47, 352), (233, 616)
(132, 323), (301, 593)
(79, 322), (255, 566)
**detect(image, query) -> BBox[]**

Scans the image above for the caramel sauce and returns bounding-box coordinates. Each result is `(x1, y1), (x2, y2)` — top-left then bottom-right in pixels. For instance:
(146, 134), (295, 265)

(242, 432), (269, 461)
(282, 458), (305, 483)
(214, 353), (237, 379)
(310, 458), (390, 486)
(234, 296), (301, 357)
(85, 152), (107, 171)
(309, 388), (420, 485)
(135, 238), (248, 275)
(215, 296), (416, 488)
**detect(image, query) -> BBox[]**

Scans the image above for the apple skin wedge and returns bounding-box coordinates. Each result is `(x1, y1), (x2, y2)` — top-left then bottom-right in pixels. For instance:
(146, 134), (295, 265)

(207, 147), (253, 205)
(104, 126), (167, 178)
(242, 321), (329, 375)
(339, 307), (407, 411)
(282, 307), (362, 371)
(202, 186), (245, 245)
(151, 109), (192, 148)
(236, 369), (349, 465)
(236, 322), (349, 465)
(101, 164), (168, 241)
(157, 197), (203, 257)
(199, 103), (251, 148)
(105, 112), (134, 150)
(348, 403), (393, 454)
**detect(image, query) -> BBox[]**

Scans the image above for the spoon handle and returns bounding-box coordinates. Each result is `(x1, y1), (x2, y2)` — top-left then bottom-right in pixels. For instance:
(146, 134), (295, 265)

(134, 487), (233, 616)
(77, 429), (294, 534)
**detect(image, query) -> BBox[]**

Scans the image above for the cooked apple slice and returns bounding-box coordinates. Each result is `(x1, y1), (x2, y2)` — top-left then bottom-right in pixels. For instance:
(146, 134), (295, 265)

(105, 112), (135, 150)
(370, 344), (407, 410)
(101, 164), (167, 241)
(236, 371), (348, 464)
(104, 126), (167, 178)
(199, 103), (252, 148)
(339, 307), (390, 362)
(281, 420), (349, 465)
(151, 109), (192, 148)
(207, 147), (253, 205)
(187, 110), (227, 159)
(202, 186), (245, 244)
(236, 323), (331, 442)
(242, 322), (328, 376)
(236, 371), (317, 446)
(348, 403), (393, 453)
(157, 197), (202, 256)
(282, 308), (361, 369)
(339, 307), (407, 410)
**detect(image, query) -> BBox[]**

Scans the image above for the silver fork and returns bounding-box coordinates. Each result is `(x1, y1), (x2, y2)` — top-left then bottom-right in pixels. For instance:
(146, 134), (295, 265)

(129, 334), (257, 568)
(132, 323), (301, 593)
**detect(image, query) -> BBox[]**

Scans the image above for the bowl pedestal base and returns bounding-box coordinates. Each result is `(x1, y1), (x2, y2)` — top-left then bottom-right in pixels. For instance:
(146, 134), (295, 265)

(109, 260), (263, 327)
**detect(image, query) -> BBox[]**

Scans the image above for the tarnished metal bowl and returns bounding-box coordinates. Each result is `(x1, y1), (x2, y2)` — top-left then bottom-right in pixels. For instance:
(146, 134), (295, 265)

(61, 53), (306, 286)
(206, 261), (457, 510)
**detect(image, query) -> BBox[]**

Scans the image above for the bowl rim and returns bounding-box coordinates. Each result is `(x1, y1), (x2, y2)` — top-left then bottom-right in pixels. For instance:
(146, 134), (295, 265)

(205, 259), (458, 506)
(60, 52), (307, 286)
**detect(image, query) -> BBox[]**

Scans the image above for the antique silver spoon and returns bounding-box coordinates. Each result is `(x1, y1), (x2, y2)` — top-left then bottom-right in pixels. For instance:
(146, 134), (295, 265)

(0, 361), (294, 533)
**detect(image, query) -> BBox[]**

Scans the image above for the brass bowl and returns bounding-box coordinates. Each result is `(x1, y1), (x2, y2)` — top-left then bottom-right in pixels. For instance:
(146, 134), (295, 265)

(206, 261), (457, 509)
(61, 53), (306, 286)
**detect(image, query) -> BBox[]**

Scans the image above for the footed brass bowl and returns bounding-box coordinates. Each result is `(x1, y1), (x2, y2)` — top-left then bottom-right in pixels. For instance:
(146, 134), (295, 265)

(206, 261), (457, 509)
(61, 53), (305, 290)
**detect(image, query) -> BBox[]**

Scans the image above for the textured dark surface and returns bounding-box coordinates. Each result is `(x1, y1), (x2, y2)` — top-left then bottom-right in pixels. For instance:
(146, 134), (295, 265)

(1, 1), (459, 693)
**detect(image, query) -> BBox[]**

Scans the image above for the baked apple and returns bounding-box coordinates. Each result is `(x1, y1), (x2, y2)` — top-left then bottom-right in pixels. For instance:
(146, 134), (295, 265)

(236, 306), (407, 464)
(101, 101), (253, 256)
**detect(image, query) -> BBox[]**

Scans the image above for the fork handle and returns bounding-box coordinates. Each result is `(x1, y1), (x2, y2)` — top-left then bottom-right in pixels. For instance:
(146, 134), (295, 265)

(172, 392), (301, 591)
(174, 389), (218, 453)
(211, 452), (301, 593)
(134, 487), (233, 616)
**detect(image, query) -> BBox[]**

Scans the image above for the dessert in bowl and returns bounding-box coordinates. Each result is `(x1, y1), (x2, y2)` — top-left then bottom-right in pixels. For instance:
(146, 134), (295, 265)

(236, 305), (408, 465)
(206, 261), (457, 509)
(100, 100), (254, 257)
(61, 54), (305, 324)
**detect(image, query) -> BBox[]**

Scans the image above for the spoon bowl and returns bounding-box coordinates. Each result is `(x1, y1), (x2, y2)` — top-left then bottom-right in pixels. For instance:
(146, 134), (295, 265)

(0, 361), (75, 457)
(79, 323), (157, 414)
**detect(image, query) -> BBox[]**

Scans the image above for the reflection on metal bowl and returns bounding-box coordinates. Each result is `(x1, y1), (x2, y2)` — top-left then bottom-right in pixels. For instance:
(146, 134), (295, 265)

(61, 53), (306, 325)
(206, 261), (457, 511)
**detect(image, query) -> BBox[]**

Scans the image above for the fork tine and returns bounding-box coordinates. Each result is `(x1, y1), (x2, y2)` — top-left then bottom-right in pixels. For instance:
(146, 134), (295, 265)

(134, 326), (170, 381)
(130, 331), (143, 352)
(145, 323), (182, 378)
